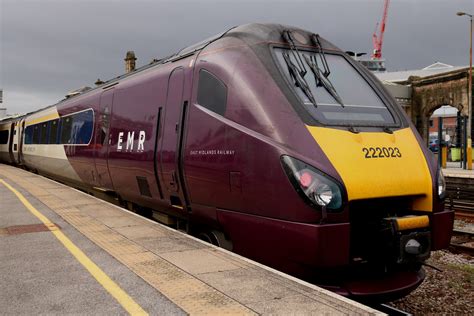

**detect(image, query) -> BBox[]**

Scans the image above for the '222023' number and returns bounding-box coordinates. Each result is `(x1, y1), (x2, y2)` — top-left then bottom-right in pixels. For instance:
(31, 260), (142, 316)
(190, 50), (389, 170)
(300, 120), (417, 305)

(362, 147), (402, 158)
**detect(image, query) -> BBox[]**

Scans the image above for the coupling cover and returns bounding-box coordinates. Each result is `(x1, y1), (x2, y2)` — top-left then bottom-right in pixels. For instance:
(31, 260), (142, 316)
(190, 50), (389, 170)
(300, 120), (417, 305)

(386, 215), (430, 232)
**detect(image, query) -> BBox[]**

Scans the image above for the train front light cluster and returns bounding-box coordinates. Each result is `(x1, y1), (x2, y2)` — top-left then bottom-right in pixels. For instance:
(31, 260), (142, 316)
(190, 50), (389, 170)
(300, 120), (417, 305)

(281, 155), (343, 210)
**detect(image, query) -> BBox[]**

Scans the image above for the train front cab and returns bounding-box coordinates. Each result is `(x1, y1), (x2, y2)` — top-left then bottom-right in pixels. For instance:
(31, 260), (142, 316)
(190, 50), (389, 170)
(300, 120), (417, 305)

(184, 26), (456, 301)
(268, 30), (456, 300)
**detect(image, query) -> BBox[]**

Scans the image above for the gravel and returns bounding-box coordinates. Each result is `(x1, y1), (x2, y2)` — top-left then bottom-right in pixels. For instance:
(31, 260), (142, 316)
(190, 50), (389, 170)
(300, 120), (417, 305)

(389, 250), (474, 315)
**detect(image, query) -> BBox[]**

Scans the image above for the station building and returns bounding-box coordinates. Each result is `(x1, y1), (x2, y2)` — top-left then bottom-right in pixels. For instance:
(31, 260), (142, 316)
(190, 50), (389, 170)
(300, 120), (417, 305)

(375, 62), (473, 145)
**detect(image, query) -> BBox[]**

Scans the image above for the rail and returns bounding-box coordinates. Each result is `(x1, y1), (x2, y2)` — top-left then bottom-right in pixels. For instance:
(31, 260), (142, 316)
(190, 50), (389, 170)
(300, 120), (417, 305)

(445, 176), (474, 215)
(450, 229), (474, 256)
(368, 303), (412, 316)
(444, 176), (474, 255)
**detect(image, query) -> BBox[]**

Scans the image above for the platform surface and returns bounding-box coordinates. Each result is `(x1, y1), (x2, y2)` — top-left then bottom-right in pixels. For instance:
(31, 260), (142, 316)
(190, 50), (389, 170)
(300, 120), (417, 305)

(0, 164), (382, 315)
(443, 162), (474, 178)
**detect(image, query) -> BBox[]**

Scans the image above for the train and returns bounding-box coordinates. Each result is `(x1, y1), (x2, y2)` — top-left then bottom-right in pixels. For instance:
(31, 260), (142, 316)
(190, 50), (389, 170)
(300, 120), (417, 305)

(0, 23), (454, 301)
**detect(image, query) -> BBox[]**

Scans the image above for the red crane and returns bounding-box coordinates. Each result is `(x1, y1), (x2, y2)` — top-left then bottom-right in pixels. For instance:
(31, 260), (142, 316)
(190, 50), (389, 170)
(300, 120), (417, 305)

(372, 0), (390, 59)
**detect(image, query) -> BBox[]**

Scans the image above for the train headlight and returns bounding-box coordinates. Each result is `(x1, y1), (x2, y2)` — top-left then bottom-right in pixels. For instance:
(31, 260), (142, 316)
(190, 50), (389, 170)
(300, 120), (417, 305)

(314, 183), (333, 206)
(437, 170), (446, 197)
(281, 155), (343, 210)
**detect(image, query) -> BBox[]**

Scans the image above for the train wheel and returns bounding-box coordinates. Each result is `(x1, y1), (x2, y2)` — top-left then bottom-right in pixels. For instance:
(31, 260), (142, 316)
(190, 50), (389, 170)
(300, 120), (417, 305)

(197, 230), (233, 251)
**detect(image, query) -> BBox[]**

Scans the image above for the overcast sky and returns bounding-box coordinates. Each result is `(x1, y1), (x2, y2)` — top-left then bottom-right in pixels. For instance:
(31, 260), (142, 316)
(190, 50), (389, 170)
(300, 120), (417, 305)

(1, 0), (473, 114)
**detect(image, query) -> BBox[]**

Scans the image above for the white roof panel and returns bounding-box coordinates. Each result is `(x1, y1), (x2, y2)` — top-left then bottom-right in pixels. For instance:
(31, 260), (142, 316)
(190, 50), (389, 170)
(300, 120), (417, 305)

(375, 62), (468, 83)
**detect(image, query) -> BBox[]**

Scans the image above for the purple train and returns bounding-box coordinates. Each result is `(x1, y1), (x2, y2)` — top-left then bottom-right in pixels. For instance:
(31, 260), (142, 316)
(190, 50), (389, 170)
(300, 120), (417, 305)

(0, 24), (454, 301)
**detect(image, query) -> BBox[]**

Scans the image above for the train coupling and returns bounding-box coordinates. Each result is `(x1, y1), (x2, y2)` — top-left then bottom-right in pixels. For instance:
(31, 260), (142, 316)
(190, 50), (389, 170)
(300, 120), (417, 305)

(383, 215), (431, 264)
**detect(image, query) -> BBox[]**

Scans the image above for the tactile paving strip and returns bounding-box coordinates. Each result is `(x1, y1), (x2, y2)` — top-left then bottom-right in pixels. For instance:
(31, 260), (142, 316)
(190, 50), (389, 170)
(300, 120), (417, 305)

(1, 168), (257, 315)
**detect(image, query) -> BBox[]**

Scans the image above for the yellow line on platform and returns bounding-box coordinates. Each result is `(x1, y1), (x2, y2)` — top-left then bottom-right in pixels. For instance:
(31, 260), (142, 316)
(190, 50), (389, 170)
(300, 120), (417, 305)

(0, 179), (148, 316)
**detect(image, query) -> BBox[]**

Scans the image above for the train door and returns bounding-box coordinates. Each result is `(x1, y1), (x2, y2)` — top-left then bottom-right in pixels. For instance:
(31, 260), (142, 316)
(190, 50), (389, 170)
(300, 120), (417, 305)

(11, 121), (21, 164)
(156, 67), (187, 208)
(8, 123), (15, 163)
(94, 88), (115, 190)
(19, 119), (26, 164)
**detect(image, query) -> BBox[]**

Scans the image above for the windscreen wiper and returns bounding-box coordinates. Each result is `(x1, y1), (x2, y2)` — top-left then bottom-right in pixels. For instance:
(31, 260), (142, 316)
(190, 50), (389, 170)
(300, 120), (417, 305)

(304, 54), (344, 107)
(311, 34), (331, 77)
(282, 52), (317, 107)
(305, 34), (345, 108)
(282, 30), (307, 77)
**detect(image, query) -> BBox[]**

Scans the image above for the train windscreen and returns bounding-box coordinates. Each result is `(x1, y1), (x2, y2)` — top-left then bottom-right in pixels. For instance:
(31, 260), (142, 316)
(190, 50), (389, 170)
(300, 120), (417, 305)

(274, 48), (396, 126)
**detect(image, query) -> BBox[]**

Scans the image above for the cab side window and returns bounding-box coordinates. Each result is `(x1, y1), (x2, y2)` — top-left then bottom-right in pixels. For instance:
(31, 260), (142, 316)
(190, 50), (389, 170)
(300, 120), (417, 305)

(197, 69), (227, 116)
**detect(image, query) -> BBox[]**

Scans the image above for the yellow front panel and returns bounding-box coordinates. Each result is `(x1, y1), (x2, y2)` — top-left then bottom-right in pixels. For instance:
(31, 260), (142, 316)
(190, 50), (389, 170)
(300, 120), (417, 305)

(306, 126), (433, 211)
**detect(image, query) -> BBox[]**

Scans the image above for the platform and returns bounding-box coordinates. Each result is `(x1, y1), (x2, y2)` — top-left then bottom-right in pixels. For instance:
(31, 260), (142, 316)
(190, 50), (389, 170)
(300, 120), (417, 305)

(0, 164), (381, 315)
(443, 162), (474, 179)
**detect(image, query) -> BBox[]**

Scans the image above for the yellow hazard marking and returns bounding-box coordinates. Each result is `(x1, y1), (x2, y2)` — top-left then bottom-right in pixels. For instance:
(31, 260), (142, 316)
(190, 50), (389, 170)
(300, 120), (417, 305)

(1, 171), (258, 315)
(25, 112), (60, 126)
(0, 179), (148, 316)
(395, 215), (430, 231)
(306, 126), (433, 211)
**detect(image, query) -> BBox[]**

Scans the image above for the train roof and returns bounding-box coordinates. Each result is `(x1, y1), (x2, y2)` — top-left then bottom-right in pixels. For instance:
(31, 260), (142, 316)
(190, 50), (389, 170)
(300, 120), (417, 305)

(225, 23), (340, 51)
(16, 23), (340, 119)
(79, 23), (340, 94)
(0, 113), (25, 123)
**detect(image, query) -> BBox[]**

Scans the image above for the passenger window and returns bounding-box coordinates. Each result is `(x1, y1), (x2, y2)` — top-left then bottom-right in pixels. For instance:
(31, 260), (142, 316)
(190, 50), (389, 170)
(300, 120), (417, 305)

(197, 69), (227, 116)
(49, 119), (59, 144)
(40, 122), (49, 144)
(70, 110), (93, 144)
(32, 125), (40, 144)
(24, 126), (33, 144)
(61, 117), (73, 144)
(0, 130), (8, 144)
(59, 110), (94, 145)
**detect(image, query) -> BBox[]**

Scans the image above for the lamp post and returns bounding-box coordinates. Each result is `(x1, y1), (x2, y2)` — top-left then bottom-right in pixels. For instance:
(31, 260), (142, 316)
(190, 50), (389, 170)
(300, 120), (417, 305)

(457, 11), (473, 169)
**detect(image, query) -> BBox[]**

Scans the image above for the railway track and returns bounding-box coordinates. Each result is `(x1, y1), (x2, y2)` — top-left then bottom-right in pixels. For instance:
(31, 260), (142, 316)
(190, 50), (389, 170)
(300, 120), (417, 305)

(454, 210), (474, 221)
(372, 304), (412, 316)
(449, 229), (474, 256)
(445, 176), (474, 216)
(444, 176), (474, 255)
